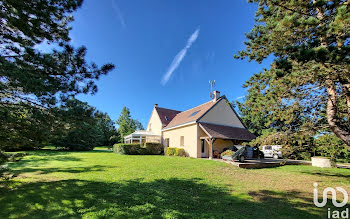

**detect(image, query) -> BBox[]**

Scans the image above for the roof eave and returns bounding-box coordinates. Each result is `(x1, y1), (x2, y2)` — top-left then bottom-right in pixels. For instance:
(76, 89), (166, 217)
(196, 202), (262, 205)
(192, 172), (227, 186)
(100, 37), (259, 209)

(162, 121), (197, 131)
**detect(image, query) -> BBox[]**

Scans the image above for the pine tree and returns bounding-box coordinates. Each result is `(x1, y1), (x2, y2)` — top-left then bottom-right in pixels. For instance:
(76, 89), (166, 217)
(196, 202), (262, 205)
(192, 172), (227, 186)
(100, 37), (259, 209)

(0, 0), (115, 150)
(116, 107), (144, 140)
(236, 0), (350, 147)
(51, 99), (118, 150)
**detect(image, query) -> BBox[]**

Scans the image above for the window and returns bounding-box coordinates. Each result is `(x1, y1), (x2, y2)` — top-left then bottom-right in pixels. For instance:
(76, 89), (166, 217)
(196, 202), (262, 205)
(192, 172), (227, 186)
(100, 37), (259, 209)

(180, 136), (184, 146)
(149, 123), (152, 131)
(265, 146), (272, 150)
(165, 116), (169, 121)
(189, 110), (200, 117)
(164, 138), (169, 147)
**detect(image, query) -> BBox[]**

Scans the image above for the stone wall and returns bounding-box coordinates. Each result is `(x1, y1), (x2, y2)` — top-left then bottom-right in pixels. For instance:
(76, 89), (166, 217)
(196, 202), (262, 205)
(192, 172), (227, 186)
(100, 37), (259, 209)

(311, 157), (332, 168)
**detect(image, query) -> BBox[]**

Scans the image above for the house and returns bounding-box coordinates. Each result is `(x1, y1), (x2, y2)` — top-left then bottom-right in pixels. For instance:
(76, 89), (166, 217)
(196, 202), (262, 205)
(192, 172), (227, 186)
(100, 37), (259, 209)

(124, 91), (256, 159)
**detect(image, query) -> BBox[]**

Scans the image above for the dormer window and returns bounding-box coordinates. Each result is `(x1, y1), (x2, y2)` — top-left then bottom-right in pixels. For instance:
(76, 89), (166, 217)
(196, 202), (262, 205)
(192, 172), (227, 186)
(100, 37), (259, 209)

(189, 110), (200, 117)
(165, 116), (169, 121)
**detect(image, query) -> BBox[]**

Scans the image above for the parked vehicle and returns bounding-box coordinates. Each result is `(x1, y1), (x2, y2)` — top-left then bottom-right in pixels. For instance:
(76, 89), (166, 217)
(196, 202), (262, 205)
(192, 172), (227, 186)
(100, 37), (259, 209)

(226, 146), (264, 162)
(261, 145), (282, 159)
(222, 145), (244, 152)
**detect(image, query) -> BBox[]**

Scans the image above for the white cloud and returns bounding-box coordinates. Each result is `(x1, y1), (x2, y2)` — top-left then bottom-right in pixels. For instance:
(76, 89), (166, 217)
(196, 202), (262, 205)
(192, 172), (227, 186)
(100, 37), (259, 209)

(161, 27), (200, 85)
(236, 96), (245, 100)
(112, 0), (126, 28)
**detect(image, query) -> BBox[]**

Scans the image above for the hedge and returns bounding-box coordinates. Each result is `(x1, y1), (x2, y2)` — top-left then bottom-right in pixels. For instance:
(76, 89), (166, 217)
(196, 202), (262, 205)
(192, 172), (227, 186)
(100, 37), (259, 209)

(166, 147), (186, 157)
(144, 142), (162, 155)
(114, 143), (143, 155)
(113, 143), (163, 155)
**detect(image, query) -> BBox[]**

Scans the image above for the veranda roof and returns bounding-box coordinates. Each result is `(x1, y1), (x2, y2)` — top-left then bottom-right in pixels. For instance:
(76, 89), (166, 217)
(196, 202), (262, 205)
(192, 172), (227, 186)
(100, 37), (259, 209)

(199, 122), (256, 141)
(124, 130), (161, 139)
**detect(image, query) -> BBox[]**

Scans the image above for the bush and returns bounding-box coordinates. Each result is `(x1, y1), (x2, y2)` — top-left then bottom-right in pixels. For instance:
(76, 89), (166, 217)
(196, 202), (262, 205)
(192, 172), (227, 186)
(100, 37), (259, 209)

(315, 133), (349, 163)
(221, 150), (234, 157)
(113, 143), (164, 155)
(166, 147), (185, 157)
(144, 143), (163, 155)
(166, 147), (176, 156)
(113, 143), (143, 155)
(299, 152), (311, 161)
(175, 148), (186, 157)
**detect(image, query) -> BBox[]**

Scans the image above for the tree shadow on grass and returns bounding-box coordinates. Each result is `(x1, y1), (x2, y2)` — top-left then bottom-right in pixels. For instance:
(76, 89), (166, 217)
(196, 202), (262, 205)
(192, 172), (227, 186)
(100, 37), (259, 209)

(249, 190), (349, 217)
(26, 148), (112, 157)
(25, 149), (76, 156)
(0, 178), (325, 218)
(299, 170), (350, 180)
(11, 165), (114, 175)
(8, 154), (83, 169)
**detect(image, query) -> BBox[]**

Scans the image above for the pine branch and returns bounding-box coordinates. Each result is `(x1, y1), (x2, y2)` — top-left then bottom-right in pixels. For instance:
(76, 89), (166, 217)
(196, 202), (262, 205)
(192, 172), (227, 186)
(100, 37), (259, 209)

(269, 1), (313, 17)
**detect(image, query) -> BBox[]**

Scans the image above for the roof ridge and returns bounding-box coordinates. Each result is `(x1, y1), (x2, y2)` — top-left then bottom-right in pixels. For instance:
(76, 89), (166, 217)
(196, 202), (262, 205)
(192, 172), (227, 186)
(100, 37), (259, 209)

(174, 96), (223, 116)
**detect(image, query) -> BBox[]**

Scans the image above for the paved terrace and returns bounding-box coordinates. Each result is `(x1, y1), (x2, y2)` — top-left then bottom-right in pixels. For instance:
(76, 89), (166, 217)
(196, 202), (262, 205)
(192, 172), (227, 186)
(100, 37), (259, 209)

(207, 158), (350, 169)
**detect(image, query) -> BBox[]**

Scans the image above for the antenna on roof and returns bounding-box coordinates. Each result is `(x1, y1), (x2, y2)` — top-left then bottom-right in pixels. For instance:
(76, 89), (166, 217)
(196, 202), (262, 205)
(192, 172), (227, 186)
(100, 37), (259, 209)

(209, 80), (215, 99)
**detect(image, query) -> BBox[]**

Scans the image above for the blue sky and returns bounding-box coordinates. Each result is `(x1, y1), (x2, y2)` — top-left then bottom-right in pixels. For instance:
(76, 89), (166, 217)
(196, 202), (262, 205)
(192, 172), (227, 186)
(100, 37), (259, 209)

(69, 0), (272, 127)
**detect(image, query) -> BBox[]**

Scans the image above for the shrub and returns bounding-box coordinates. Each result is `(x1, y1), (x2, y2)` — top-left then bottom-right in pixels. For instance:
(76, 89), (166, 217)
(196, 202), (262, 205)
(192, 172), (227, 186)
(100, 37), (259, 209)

(144, 143), (163, 155)
(113, 143), (164, 155)
(221, 150), (234, 157)
(139, 147), (149, 155)
(166, 147), (176, 156)
(113, 143), (143, 155)
(166, 147), (186, 157)
(299, 152), (311, 161)
(175, 148), (186, 157)
(315, 133), (349, 163)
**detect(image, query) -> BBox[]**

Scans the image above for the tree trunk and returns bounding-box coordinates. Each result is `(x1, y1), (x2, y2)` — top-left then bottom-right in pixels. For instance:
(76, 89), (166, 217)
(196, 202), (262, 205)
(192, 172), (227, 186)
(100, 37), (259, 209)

(314, 0), (350, 148)
(344, 84), (350, 120)
(325, 79), (350, 148)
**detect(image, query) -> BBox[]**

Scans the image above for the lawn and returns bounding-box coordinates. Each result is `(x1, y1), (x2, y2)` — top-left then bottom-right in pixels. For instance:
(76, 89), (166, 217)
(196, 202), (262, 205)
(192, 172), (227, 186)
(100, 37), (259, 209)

(0, 149), (349, 218)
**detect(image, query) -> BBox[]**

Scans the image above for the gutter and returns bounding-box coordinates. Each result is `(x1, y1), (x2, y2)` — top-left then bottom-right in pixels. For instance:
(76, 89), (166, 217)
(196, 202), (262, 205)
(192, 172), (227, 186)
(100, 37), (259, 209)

(162, 121), (197, 131)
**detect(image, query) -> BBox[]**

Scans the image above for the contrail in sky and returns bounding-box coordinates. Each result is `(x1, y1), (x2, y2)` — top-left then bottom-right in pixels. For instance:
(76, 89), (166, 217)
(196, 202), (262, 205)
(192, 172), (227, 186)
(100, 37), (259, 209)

(161, 28), (200, 85)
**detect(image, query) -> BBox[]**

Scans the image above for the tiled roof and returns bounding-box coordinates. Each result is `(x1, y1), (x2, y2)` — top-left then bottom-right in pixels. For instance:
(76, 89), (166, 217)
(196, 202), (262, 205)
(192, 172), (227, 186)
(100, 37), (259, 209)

(199, 122), (256, 141)
(164, 97), (224, 129)
(155, 107), (181, 127)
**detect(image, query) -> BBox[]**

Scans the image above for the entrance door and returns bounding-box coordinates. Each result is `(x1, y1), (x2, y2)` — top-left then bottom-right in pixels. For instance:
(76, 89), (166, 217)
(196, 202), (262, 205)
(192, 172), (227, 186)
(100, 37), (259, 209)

(201, 139), (207, 157)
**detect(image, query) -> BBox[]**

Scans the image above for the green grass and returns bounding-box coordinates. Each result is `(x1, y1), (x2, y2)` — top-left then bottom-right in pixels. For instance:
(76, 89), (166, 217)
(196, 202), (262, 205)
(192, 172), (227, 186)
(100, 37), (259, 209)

(0, 149), (349, 218)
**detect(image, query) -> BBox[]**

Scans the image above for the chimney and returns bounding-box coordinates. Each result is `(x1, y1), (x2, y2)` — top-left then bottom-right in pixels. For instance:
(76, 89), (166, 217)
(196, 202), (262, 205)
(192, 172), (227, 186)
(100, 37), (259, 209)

(154, 104), (158, 108)
(213, 90), (220, 102)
